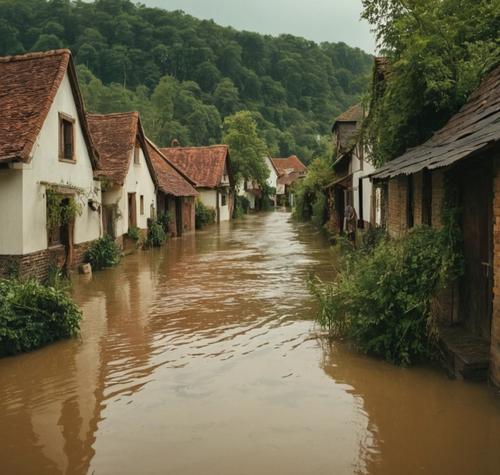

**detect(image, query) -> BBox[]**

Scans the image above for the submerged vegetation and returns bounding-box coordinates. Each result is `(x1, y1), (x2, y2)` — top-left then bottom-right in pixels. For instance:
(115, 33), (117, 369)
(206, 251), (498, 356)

(85, 235), (122, 271)
(0, 279), (82, 357)
(195, 200), (216, 229)
(310, 223), (464, 365)
(145, 219), (167, 248)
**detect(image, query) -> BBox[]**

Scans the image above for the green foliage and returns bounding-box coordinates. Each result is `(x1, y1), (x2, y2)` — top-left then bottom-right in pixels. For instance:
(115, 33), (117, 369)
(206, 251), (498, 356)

(127, 225), (141, 242)
(85, 235), (121, 271)
(293, 155), (334, 225)
(309, 226), (464, 365)
(157, 212), (173, 232)
(195, 199), (216, 229)
(362, 0), (500, 166)
(45, 263), (71, 292)
(233, 194), (251, 219)
(46, 188), (83, 229)
(0, 279), (82, 357)
(145, 220), (167, 248)
(0, 0), (372, 163)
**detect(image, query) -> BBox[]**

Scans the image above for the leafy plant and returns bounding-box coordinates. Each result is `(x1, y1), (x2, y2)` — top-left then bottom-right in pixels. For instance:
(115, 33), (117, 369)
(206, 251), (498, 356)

(45, 262), (71, 292)
(46, 188), (83, 229)
(157, 212), (173, 231)
(233, 195), (251, 219)
(0, 279), (82, 357)
(85, 235), (121, 271)
(309, 226), (464, 365)
(127, 225), (141, 242)
(145, 220), (167, 247)
(195, 200), (216, 229)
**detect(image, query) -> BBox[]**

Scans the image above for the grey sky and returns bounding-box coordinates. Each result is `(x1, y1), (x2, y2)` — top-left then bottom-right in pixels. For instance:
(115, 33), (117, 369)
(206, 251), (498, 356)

(140, 0), (375, 53)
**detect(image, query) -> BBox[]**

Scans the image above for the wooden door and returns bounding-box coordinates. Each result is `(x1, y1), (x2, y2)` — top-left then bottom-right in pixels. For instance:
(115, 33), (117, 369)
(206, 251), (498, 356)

(128, 193), (137, 229)
(175, 197), (183, 236)
(459, 158), (493, 338)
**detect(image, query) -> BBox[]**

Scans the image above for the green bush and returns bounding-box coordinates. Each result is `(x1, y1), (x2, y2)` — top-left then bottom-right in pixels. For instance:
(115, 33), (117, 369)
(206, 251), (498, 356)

(157, 212), (172, 231)
(127, 225), (141, 241)
(233, 195), (250, 219)
(0, 279), (82, 357)
(311, 192), (328, 228)
(195, 199), (216, 229)
(85, 235), (121, 271)
(309, 226), (463, 365)
(145, 220), (167, 247)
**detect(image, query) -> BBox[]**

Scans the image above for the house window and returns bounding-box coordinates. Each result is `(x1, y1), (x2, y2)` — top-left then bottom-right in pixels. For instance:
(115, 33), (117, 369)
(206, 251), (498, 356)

(140, 195), (145, 215)
(134, 143), (140, 165)
(407, 175), (414, 229)
(59, 113), (75, 161)
(221, 193), (227, 206)
(422, 169), (432, 226)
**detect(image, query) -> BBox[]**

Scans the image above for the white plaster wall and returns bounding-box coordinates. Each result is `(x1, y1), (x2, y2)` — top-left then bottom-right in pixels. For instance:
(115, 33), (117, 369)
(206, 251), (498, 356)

(19, 72), (102, 254)
(102, 147), (156, 237)
(352, 150), (376, 224)
(0, 168), (24, 254)
(265, 157), (278, 190)
(199, 189), (217, 209)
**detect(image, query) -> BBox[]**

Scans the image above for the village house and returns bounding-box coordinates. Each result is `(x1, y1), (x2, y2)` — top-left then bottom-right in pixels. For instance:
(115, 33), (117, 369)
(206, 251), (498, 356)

(146, 138), (198, 236)
(160, 144), (234, 223)
(370, 65), (500, 387)
(325, 103), (378, 234)
(236, 178), (263, 211)
(264, 155), (279, 206)
(0, 49), (102, 280)
(87, 112), (157, 245)
(271, 155), (307, 206)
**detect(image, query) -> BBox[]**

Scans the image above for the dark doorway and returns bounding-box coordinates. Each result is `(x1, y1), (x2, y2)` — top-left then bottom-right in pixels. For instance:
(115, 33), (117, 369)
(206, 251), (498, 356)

(334, 186), (345, 233)
(458, 157), (493, 339)
(128, 193), (137, 229)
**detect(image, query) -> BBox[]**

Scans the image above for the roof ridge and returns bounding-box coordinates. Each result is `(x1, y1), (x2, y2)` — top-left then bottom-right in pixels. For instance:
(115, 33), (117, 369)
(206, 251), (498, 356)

(161, 144), (228, 151)
(86, 111), (139, 118)
(0, 48), (72, 63)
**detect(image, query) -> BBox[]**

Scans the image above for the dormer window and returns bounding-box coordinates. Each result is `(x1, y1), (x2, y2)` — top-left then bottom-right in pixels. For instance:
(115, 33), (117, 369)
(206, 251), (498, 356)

(59, 113), (75, 162)
(134, 142), (140, 165)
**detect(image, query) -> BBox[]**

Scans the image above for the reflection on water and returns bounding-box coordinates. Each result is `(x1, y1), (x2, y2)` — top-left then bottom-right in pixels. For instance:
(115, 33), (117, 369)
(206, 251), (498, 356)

(0, 212), (499, 475)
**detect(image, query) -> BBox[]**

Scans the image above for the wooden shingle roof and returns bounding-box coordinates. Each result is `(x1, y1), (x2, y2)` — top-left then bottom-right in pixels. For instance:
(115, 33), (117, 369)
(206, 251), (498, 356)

(335, 103), (365, 124)
(146, 139), (198, 197)
(87, 112), (155, 186)
(160, 145), (230, 188)
(371, 65), (500, 180)
(0, 49), (99, 167)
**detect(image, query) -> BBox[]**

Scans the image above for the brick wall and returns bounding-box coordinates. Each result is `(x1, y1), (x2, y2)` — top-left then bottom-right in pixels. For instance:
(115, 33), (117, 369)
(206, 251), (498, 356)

(387, 175), (408, 238)
(491, 159), (500, 387)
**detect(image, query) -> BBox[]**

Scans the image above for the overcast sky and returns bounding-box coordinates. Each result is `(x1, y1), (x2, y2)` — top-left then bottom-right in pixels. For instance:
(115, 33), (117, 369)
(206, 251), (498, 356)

(140, 0), (375, 53)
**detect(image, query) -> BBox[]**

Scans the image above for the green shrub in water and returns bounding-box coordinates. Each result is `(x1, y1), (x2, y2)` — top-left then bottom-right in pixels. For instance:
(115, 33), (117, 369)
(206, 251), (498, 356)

(195, 199), (216, 229)
(0, 279), (82, 357)
(309, 226), (463, 365)
(85, 235), (121, 271)
(157, 212), (172, 231)
(127, 225), (141, 242)
(233, 195), (250, 219)
(145, 220), (167, 247)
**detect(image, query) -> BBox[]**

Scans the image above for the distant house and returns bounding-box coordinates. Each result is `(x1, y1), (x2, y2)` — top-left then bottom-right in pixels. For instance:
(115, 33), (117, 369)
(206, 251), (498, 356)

(87, 112), (157, 244)
(0, 49), (102, 280)
(236, 178), (262, 211)
(161, 145), (234, 223)
(271, 155), (307, 206)
(370, 65), (500, 386)
(146, 139), (198, 236)
(264, 156), (279, 206)
(325, 103), (377, 232)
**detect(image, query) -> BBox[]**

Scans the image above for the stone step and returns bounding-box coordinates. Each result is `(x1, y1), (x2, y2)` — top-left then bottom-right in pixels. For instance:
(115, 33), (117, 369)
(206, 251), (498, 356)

(439, 326), (490, 382)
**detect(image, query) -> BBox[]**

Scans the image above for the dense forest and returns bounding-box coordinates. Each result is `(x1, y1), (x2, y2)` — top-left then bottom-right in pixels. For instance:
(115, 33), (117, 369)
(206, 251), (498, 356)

(0, 0), (373, 163)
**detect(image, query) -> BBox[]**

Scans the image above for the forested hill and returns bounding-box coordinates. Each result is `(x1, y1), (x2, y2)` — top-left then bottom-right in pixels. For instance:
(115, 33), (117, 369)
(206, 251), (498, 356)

(0, 0), (373, 162)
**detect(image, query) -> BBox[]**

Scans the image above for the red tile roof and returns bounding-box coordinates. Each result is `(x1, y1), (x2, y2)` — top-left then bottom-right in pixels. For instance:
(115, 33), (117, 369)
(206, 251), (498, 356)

(146, 139), (198, 197)
(159, 145), (230, 188)
(0, 49), (98, 166)
(278, 171), (304, 186)
(87, 112), (155, 186)
(270, 155), (307, 176)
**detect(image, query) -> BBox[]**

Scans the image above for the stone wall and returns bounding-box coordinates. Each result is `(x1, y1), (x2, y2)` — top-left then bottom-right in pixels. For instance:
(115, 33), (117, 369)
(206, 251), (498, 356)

(491, 158), (500, 387)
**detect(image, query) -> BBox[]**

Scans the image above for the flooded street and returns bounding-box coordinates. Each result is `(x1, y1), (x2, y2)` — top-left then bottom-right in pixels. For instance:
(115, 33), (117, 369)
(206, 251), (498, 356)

(1, 211), (499, 475)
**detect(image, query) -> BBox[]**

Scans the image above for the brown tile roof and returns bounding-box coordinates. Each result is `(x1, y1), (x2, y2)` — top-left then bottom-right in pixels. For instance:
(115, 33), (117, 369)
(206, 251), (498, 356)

(271, 155), (307, 176)
(159, 145), (230, 188)
(87, 112), (155, 186)
(0, 49), (99, 166)
(277, 171), (304, 186)
(371, 64), (500, 180)
(146, 139), (198, 197)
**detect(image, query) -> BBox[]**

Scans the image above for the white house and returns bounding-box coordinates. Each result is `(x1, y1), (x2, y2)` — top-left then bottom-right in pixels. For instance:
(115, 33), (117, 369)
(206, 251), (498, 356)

(270, 155), (307, 206)
(87, 112), (157, 244)
(0, 49), (102, 280)
(161, 145), (234, 223)
(326, 103), (379, 232)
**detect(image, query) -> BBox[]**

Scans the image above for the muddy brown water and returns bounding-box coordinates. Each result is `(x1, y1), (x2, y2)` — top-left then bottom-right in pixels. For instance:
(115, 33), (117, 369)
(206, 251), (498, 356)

(1, 212), (499, 475)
